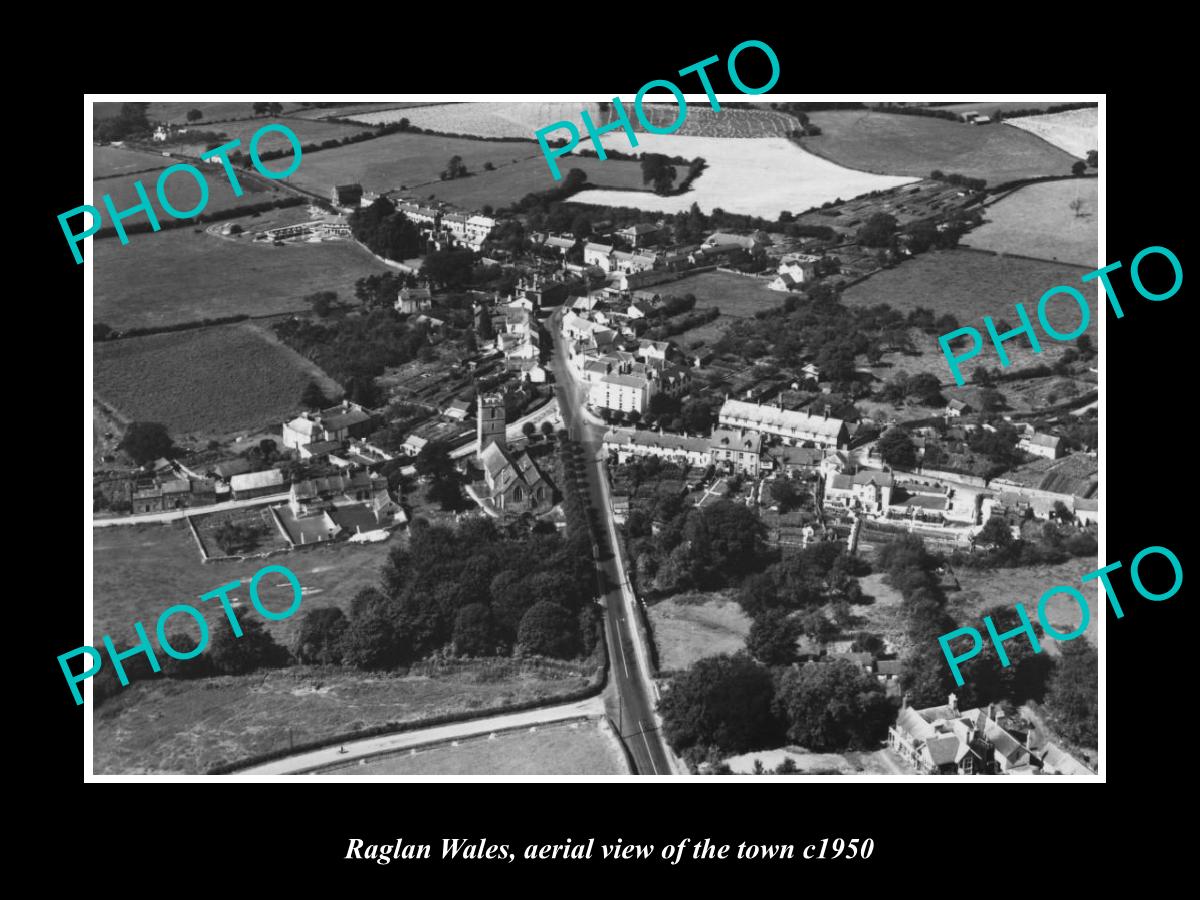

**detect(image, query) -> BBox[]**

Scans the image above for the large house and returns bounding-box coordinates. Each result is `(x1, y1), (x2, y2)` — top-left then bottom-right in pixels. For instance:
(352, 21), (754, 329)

(583, 242), (615, 270)
(479, 441), (555, 513)
(395, 286), (433, 315)
(888, 695), (1091, 776)
(709, 427), (762, 477)
(589, 373), (654, 415)
(615, 222), (660, 247)
(396, 201), (441, 228)
(1019, 432), (1064, 460)
(824, 467), (895, 513)
(718, 399), (849, 449)
(282, 401), (374, 451)
(331, 184), (363, 209)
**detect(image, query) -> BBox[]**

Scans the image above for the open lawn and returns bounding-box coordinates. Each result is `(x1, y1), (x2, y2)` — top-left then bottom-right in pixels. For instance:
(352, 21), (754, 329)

(281, 130), (544, 198)
(656, 270), (782, 317)
(324, 719), (628, 775)
(647, 591), (751, 673)
(94, 323), (340, 439)
(842, 250), (1097, 384)
(93, 661), (598, 774)
(571, 132), (917, 219)
(803, 111), (1081, 186)
(93, 167), (280, 228)
(965, 179), (1098, 266)
(91, 519), (399, 647)
(1004, 108), (1097, 159)
(94, 145), (171, 178)
(94, 224), (392, 330)
(417, 156), (685, 210)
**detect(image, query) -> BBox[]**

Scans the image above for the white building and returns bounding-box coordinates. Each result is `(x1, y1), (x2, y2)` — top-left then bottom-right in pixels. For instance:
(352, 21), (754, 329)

(603, 427), (710, 467)
(589, 373), (654, 414)
(584, 242), (615, 270)
(1018, 432), (1064, 460)
(718, 399), (848, 449)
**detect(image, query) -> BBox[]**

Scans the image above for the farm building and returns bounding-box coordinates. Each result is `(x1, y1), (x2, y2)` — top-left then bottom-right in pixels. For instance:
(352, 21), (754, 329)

(229, 468), (285, 499)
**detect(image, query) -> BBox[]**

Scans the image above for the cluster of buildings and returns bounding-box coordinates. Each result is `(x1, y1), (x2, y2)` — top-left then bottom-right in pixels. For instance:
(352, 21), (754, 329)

(327, 185), (499, 251)
(473, 394), (556, 515)
(888, 693), (1091, 776)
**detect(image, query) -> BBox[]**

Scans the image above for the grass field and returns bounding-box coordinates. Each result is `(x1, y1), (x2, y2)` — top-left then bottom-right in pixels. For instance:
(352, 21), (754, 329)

(94, 323), (339, 439)
(348, 102), (603, 135)
(94, 145), (171, 178)
(1004, 108), (1097, 159)
(415, 156), (684, 210)
(842, 250), (1098, 383)
(93, 224), (392, 330)
(293, 102), (445, 120)
(93, 662), (598, 774)
(965, 179), (1098, 266)
(572, 132), (916, 218)
(281, 130), (544, 198)
(324, 719), (628, 775)
(94, 102), (308, 123)
(647, 591), (751, 673)
(923, 101), (1078, 117)
(93, 167), (280, 228)
(655, 270), (782, 317)
(675, 313), (740, 349)
(802, 111), (1081, 185)
(165, 116), (369, 158)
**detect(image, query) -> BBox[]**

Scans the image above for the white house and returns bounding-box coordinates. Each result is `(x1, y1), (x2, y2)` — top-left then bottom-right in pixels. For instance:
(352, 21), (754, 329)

(584, 242), (615, 270)
(589, 373), (655, 414)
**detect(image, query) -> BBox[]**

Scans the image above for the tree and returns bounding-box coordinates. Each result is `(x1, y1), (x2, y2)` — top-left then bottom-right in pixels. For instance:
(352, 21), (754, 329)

(307, 290), (336, 317)
(522, 421), (536, 439)
(186, 108), (203, 122)
(293, 607), (348, 665)
(640, 153), (677, 195)
(300, 381), (329, 410)
(1086, 149), (1098, 168)
(119, 421), (173, 466)
(977, 516), (1013, 547)
(539, 421), (555, 439)
(850, 632), (886, 655)
(797, 607), (836, 643)
(1043, 639), (1097, 747)
(252, 102), (269, 116)
(268, 102), (283, 116)
(769, 478), (802, 513)
(906, 219), (938, 254)
(415, 440), (455, 480)
(1076, 334), (1094, 357)
(857, 212), (898, 248)
(442, 155), (469, 180)
(746, 609), (799, 665)
(978, 388), (1006, 414)
(905, 373), (945, 407)
(341, 588), (409, 670)
(483, 161), (495, 171)
(160, 631), (213, 679)
(876, 428), (916, 469)
(209, 615), (289, 675)
(1071, 160), (1087, 176)
(1068, 197), (1085, 218)
(517, 602), (579, 659)
(94, 322), (114, 341)
(453, 603), (496, 657)
(659, 653), (781, 756)
(421, 248), (475, 289)
(773, 660), (894, 751)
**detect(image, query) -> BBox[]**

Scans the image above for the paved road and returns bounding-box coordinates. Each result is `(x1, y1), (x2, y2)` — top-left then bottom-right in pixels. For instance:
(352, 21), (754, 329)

(92, 492), (292, 527)
(548, 310), (679, 776)
(237, 696), (605, 775)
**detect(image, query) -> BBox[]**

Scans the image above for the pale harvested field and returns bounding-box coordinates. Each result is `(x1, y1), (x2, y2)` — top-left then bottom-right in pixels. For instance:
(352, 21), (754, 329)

(965, 179), (1098, 266)
(571, 133), (917, 218)
(324, 719), (628, 775)
(648, 592), (751, 672)
(1005, 108), (1097, 159)
(94, 145), (171, 178)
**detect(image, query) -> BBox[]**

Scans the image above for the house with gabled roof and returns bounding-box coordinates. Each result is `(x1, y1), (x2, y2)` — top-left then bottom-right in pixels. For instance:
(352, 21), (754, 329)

(479, 442), (555, 513)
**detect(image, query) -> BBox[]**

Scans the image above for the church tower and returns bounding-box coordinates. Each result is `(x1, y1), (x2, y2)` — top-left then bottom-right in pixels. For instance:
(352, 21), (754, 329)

(477, 393), (506, 455)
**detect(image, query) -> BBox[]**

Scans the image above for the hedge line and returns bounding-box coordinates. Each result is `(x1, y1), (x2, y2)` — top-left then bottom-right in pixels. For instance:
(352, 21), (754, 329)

(207, 652), (609, 774)
(97, 314), (251, 341)
(92, 196), (306, 240)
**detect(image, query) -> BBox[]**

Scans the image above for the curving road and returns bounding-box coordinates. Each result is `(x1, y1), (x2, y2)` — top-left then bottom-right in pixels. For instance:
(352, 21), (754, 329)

(548, 309), (679, 776)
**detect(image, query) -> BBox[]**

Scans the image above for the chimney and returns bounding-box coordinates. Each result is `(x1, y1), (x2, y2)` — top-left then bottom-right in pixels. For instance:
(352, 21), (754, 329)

(948, 692), (958, 715)
(900, 692), (909, 710)
(824, 405), (830, 420)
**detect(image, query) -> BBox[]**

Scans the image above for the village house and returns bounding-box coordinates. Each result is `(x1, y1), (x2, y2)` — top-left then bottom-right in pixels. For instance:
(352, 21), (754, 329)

(718, 399), (849, 449)
(229, 468), (285, 500)
(946, 398), (974, 418)
(1019, 432), (1064, 460)
(396, 201), (441, 229)
(281, 401), (374, 451)
(543, 234), (577, 256)
(602, 427), (711, 468)
(443, 397), (473, 421)
(331, 183), (364, 209)
(395, 286), (433, 315)
(824, 467), (895, 513)
(589, 372), (655, 415)
(615, 222), (661, 248)
(702, 231), (771, 252)
(709, 427), (762, 477)
(130, 477), (216, 514)
(584, 242), (615, 270)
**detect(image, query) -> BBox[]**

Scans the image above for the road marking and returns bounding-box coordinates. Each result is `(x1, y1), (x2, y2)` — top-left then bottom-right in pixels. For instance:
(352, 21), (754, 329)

(639, 720), (659, 774)
(616, 628), (630, 677)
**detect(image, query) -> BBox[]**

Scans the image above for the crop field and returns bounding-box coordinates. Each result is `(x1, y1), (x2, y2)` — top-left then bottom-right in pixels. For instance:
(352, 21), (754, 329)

(647, 591), (751, 673)
(802, 111), (1081, 186)
(1004, 107), (1097, 159)
(93, 224), (392, 330)
(94, 101), (309, 123)
(657, 270), (782, 317)
(347, 101), (605, 135)
(94, 145), (171, 178)
(92, 168), (280, 228)
(417, 155), (684, 210)
(614, 104), (801, 137)
(281, 130), (545, 198)
(842, 249), (1097, 383)
(326, 720), (628, 775)
(964, 179), (1098, 266)
(92, 661), (598, 774)
(292, 102), (445, 120)
(93, 323), (339, 439)
(166, 116), (369, 158)
(571, 132), (916, 218)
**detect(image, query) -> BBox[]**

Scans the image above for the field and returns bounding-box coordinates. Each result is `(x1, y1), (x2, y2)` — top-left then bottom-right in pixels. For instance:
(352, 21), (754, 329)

(292, 102), (445, 120)
(93, 662), (599, 774)
(629, 105), (801, 137)
(923, 101), (1080, 117)
(647, 591), (751, 673)
(323, 719), (628, 775)
(964, 179), (1098, 266)
(1004, 107), (1097, 159)
(724, 746), (899, 775)
(94, 102), (308, 123)
(192, 506), (291, 558)
(675, 313), (739, 349)
(1000, 453), (1099, 497)
(416, 156), (685, 210)
(842, 250), (1098, 383)
(93, 168), (280, 228)
(282, 130), (544, 198)
(93, 323), (339, 439)
(94, 145), (171, 178)
(572, 132), (916, 218)
(165, 116), (369, 158)
(93, 223), (392, 330)
(347, 102), (605, 135)
(802, 111), (1081, 185)
(655, 270), (782, 317)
